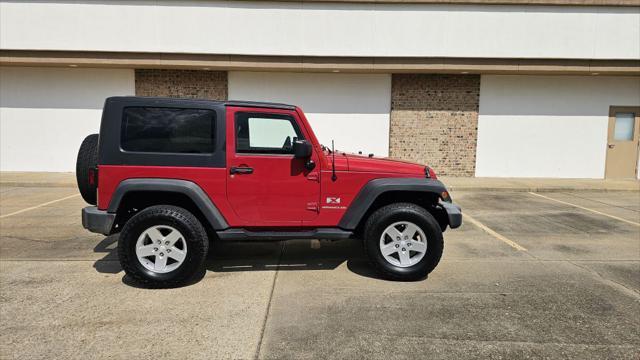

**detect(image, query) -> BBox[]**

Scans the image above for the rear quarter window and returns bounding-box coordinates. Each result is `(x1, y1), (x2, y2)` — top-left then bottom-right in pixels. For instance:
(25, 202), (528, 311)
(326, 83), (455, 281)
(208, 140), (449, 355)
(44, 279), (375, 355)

(121, 107), (215, 154)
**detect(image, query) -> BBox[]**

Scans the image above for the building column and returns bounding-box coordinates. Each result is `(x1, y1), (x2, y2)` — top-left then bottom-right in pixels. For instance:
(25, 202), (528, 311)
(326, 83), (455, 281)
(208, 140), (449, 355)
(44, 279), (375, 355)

(389, 74), (480, 177)
(135, 69), (228, 100)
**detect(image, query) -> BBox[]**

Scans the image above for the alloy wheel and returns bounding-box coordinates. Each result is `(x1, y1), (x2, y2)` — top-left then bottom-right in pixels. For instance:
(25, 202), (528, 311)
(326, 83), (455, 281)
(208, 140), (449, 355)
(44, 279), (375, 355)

(135, 225), (188, 274)
(379, 221), (427, 268)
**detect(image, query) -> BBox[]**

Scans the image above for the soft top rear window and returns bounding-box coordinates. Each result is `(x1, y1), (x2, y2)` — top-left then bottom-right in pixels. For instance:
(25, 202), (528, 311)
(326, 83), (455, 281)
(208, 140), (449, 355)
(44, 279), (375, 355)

(121, 107), (215, 154)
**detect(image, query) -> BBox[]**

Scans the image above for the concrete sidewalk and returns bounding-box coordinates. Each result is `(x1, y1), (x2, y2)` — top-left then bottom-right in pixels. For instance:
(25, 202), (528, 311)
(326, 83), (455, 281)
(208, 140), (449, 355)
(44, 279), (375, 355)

(1, 171), (639, 192)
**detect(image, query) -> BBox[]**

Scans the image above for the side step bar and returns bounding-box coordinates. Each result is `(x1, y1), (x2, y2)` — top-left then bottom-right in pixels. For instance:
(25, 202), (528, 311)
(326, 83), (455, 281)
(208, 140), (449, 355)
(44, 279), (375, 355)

(216, 228), (353, 241)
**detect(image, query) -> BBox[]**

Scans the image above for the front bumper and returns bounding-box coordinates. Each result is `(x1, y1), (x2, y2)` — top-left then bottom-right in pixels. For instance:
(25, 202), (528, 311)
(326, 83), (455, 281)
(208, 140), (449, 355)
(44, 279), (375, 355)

(82, 206), (116, 235)
(440, 201), (462, 229)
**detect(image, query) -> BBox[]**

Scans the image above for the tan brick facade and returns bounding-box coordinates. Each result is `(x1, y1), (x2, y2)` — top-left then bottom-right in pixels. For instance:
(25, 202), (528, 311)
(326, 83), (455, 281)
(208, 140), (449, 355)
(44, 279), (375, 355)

(390, 74), (480, 177)
(135, 69), (228, 100)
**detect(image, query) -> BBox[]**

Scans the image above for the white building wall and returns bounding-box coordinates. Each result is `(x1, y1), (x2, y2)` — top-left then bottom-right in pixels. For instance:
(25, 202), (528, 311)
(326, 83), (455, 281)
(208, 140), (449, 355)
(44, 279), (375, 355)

(229, 72), (391, 157)
(0, 67), (135, 172)
(476, 75), (640, 179)
(1, 1), (638, 60)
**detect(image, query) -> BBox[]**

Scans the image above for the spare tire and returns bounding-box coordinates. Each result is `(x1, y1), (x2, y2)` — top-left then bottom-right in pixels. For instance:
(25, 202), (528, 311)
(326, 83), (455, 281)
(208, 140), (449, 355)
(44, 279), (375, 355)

(76, 134), (99, 205)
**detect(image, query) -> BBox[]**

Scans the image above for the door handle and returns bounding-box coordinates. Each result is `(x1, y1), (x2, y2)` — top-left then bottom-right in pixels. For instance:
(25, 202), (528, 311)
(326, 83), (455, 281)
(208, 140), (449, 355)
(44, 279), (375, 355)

(608, 144), (615, 149)
(230, 166), (254, 175)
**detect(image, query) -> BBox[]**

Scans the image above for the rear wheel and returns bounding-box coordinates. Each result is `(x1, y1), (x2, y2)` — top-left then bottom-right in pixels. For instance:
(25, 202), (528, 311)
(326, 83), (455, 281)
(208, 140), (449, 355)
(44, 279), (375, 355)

(76, 134), (99, 205)
(363, 203), (443, 281)
(118, 205), (209, 288)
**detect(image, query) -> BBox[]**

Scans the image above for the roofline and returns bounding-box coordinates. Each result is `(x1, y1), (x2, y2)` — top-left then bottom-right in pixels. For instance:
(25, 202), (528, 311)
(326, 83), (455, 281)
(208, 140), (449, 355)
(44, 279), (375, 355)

(1, 50), (639, 76)
(239, 0), (640, 5)
(2, 0), (632, 6)
(225, 100), (296, 110)
(106, 96), (296, 110)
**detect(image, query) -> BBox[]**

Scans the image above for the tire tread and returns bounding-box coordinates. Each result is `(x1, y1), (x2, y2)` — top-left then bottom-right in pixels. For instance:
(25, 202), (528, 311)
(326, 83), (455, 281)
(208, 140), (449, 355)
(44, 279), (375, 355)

(76, 134), (99, 205)
(363, 202), (444, 281)
(118, 205), (209, 288)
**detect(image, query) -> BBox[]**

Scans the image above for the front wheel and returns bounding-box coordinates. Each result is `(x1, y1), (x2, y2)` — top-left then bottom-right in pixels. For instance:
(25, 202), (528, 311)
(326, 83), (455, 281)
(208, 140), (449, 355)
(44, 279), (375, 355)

(118, 205), (209, 288)
(363, 203), (443, 281)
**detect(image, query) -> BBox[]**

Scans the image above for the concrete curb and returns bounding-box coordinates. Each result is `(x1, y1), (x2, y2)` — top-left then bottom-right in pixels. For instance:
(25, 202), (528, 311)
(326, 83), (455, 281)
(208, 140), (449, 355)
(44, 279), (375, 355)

(1, 172), (76, 188)
(1, 173), (638, 192)
(441, 176), (640, 193)
(1, 182), (76, 188)
(447, 185), (640, 193)
(2, 183), (638, 193)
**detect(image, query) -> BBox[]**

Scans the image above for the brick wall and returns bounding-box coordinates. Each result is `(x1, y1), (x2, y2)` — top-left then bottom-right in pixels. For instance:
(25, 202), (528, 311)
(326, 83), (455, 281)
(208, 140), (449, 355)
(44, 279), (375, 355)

(135, 69), (228, 100)
(390, 74), (480, 177)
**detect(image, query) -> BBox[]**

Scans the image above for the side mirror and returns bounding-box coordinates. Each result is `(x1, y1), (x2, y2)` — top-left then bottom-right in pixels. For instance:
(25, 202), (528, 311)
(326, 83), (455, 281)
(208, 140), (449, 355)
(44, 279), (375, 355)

(293, 139), (312, 158)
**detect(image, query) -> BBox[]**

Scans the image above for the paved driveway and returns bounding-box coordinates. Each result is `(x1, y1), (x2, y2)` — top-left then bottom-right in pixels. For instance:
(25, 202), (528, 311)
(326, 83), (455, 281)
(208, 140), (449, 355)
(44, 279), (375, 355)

(1, 186), (638, 359)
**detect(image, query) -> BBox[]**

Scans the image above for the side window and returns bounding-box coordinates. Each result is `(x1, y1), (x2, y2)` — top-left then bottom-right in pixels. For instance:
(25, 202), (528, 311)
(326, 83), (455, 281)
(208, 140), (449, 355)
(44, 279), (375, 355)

(121, 107), (215, 154)
(235, 113), (303, 154)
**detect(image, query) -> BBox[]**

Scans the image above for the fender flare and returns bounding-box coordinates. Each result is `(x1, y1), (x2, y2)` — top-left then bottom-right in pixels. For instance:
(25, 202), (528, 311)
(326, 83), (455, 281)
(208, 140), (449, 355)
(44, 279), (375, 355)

(108, 178), (229, 230)
(338, 178), (448, 230)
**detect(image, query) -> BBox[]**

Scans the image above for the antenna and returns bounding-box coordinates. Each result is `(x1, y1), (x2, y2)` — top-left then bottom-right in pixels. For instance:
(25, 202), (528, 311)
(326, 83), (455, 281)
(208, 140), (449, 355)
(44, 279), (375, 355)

(331, 140), (337, 182)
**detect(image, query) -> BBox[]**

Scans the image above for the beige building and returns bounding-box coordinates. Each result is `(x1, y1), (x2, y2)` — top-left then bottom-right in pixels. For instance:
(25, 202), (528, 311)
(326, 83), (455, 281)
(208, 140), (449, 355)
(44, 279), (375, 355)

(1, 0), (639, 178)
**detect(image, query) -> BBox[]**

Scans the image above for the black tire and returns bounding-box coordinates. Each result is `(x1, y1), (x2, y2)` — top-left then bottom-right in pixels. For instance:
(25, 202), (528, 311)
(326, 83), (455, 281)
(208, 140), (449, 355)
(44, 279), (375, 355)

(363, 203), (444, 281)
(76, 134), (99, 205)
(118, 205), (209, 288)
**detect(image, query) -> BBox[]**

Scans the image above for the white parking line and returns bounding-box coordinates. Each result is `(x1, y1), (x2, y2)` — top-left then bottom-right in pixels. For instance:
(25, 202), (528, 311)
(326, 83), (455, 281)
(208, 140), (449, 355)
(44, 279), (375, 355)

(463, 213), (528, 251)
(0, 193), (80, 219)
(529, 192), (640, 227)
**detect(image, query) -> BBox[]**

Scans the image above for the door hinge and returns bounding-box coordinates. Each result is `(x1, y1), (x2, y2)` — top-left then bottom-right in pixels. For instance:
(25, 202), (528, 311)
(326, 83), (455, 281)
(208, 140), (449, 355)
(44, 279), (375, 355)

(306, 202), (319, 212)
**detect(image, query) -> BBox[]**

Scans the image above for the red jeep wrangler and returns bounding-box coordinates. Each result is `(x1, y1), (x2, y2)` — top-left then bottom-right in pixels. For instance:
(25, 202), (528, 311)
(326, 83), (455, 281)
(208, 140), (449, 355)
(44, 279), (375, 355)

(78, 97), (461, 287)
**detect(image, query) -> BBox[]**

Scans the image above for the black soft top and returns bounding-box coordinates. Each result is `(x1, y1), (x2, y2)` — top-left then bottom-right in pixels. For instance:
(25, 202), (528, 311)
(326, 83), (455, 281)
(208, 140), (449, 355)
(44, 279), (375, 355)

(106, 96), (296, 111)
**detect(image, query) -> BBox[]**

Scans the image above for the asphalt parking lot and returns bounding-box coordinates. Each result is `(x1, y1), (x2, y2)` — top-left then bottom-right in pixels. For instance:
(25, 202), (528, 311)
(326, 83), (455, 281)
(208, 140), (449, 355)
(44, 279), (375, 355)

(0, 185), (638, 359)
